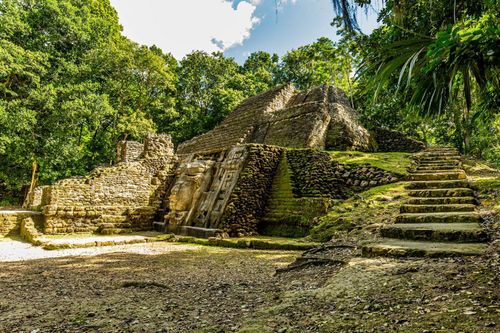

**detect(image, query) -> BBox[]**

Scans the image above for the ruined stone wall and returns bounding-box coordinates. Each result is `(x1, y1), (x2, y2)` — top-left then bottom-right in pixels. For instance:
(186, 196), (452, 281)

(262, 103), (330, 149)
(163, 146), (249, 232)
(162, 144), (281, 237)
(259, 154), (332, 238)
(116, 140), (144, 163)
(372, 127), (425, 153)
(41, 134), (176, 234)
(286, 149), (399, 199)
(259, 149), (400, 237)
(178, 84), (373, 154)
(325, 87), (374, 151)
(0, 211), (43, 236)
(177, 85), (296, 154)
(219, 145), (283, 236)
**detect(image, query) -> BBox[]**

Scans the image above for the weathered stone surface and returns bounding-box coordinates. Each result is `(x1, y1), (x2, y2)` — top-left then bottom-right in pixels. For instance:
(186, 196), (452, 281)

(162, 145), (282, 236)
(116, 140), (144, 163)
(27, 86), (422, 239)
(164, 146), (248, 232)
(371, 127), (425, 152)
(38, 135), (177, 235)
(0, 211), (43, 236)
(178, 85), (372, 154)
(218, 145), (282, 236)
(285, 149), (399, 199)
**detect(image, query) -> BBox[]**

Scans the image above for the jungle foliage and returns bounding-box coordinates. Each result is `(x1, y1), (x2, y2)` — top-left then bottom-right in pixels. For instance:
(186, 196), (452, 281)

(337, 0), (499, 161)
(0, 0), (498, 201)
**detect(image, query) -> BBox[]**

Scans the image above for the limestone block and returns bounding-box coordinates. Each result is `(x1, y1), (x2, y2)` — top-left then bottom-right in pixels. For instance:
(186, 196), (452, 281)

(116, 140), (144, 163)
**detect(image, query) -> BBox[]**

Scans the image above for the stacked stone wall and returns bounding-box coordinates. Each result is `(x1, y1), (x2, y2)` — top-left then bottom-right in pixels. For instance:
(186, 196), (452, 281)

(263, 103), (330, 149)
(259, 149), (400, 237)
(41, 135), (176, 234)
(259, 154), (332, 237)
(177, 85), (295, 154)
(325, 87), (373, 151)
(286, 149), (399, 199)
(178, 84), (373, 154)
(219, 145), (283, 236)
(116, 141), (144, 163)
(372, 127), (425, 152)
(0, 211), (43, 236)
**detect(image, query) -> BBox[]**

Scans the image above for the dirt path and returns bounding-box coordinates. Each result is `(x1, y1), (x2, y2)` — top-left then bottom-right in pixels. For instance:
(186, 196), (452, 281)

(0, 239), (498, 333)
(0, 238), (199, 262)
(0, 244), (305, 333)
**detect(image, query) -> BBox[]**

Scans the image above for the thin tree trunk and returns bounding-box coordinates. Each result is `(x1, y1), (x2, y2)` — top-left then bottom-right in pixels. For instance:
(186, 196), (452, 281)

(23, 160), (37, 209)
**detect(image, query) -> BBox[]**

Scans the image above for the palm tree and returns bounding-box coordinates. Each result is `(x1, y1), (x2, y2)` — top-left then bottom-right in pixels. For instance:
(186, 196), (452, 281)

(357, 1), (498, 153)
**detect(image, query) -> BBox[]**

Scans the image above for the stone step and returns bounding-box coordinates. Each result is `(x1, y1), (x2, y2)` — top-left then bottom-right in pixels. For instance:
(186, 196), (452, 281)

(362, 239), (487, 258)
(416, 165), (461, 170)
(416, 159), (460, 165)
(408, 188), (474, 198)
(415, 155), (460, 162)
(416, 153), (461, 159)
(411, 169), (463, 174)
(380, 223), (488, 243)
(408, 172), (466, 181)
(152, 221), (165, 232)
(406, 180), (469, 190)
(396, 212), (480, 224)
(419, 151), (459, 154)
(415, 165), (460, 171)
(407, 197), (477, 205)
(400, 204), (476, 213)
(166, 225), (222, 238)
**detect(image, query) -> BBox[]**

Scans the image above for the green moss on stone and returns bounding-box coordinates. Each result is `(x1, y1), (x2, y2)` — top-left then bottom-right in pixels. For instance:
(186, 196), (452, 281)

(328, 151), (411, 175)
(309, 182), (408, 242)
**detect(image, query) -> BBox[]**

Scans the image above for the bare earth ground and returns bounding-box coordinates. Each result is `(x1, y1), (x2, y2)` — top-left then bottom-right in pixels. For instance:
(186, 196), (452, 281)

(0, 241), (301, 333)
(0, 239), (498, 333)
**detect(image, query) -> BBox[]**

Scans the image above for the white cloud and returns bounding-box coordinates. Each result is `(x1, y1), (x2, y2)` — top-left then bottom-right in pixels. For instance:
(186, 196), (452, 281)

(110, 0), (261, 59)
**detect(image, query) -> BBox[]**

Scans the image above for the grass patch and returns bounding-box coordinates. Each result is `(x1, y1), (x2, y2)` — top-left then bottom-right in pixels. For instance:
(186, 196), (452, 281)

(472, 177), (500, 191)
(462, 157), (499, 177)
(309, 182), (408, 242)
(328, 151), (411, 175)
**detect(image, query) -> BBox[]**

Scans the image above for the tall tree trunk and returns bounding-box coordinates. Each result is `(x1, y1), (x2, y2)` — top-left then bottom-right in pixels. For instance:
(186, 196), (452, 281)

(22, 160), (37, 209)
(462, 69), (473, 155)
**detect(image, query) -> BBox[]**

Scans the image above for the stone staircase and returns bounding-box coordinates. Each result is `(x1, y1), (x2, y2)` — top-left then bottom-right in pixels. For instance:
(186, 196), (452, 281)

(362, 147), (489, 257)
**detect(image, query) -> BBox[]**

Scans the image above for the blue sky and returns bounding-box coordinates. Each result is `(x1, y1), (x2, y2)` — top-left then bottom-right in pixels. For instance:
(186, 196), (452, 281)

(110, 0), (380, 64)
(226, 0), (380, 63)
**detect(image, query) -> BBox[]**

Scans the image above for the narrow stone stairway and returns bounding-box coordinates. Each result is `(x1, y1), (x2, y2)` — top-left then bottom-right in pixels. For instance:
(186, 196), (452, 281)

(362, 147), (489, 257)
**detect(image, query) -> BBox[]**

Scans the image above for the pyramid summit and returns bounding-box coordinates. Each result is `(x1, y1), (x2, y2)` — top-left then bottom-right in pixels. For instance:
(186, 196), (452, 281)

(178, 84), (373, 154)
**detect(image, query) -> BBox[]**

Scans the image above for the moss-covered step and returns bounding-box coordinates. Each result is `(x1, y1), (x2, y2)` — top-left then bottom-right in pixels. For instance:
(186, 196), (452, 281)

(416, 155), (461, 161)
(406, 196), (477, 205)
(380, 223), (488, 242)
(415, 153), (460, 159)
(419, 151), (459, 155)
(407, 188), (474, 197)
(400, 204), (476, 213)
(405, 180), (469, 190)
(361, 239), (487, 257)
(411, 169), (463, 174)
(408, 172), (466, 181)
(417, 160), (460, 165)
(416, 165), (461, 171)
(395, 212), (481, 224)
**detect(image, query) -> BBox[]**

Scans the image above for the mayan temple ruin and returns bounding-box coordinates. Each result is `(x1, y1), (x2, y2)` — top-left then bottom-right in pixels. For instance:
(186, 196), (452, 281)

(13, 84), (424, 239)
